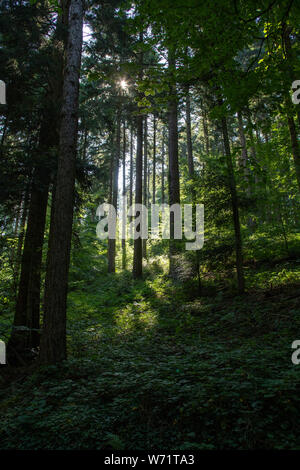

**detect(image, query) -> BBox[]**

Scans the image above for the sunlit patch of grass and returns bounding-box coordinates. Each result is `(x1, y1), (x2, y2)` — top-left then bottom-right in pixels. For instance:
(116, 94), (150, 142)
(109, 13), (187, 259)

(114, 300), (158, 335)
(245, 263), (300, 290)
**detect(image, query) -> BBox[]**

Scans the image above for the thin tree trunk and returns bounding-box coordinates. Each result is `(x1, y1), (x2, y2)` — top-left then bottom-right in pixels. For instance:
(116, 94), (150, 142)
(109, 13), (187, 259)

(168, 49), (180, 277)
(287, 115), (300, 193)
(129, 126), (133, 208)
(283, 26), (300, 130)
(152, 114), (157, 204)
(238, 110), (255, 230)
(186, 86), (201, 292)
(122, 121), (126, 270)
(161, 127), (165, 205)
(16, 186), (30, 272)
(142, 115), (148, 259)
(220, 111), (245, 294)
(8, 113), (55, 363)
(8, 176), (48, 359)
(246, 107), (257, 163)
(40, 0), (83, 364)
(203, 109), (210, 155)
(237, 111), (248, 172)
(133, 114), (143, 278)
(186, 86), (194, 176)
(108, 110), (121, 273)
(133, 32), (144, 279)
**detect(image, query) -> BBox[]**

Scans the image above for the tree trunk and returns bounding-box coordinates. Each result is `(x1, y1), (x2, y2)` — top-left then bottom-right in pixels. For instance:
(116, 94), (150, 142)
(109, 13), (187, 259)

(129, 126), (133, 208)
(203, 109), (210, 155)
(161, 127), (165, 204)
(142, 115), (148, 259)
(133, 32), (144, 279)
(237, 111), (248, 172)
(152, 114), (157, 204)
(122, 121), (126, 270)
(221, 112), (245, 294)
(40, 0), (83, 364)
(108, 110), (121, 273)
(7, 114), (55, 363)
(16, 186), (30, 273)
(133, 114), (143, 278)
(246, 107), (257, 164)
(287, 114), (300, 193)
(168, 49), (180, 277)
(283, 26), (300, 130)
(186, 86), (194, 176)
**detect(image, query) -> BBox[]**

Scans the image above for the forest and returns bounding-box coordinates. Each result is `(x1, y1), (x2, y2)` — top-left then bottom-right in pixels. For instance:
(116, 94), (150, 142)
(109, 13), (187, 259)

(0, 0), (300, 452)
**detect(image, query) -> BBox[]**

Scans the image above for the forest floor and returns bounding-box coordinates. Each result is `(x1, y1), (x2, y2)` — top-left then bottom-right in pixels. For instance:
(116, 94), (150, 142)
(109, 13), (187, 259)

(0, 241), (300, 450)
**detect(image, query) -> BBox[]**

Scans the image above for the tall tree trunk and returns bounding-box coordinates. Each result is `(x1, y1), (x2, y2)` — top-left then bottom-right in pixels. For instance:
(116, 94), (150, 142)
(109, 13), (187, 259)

(186, 87), (201, 292)
(287, 114), (300, 193)
(161, 127), (165, 205)
(129, 126), (133, 208)
(168, 49), (180, 277)
(40, 0), (83, 364)
(281, 21), (300, 189)
(237, 111), (248, 172)
(203, 109), (210, 155)
(16, 185), (30, 273)
(152, 114), (157, 204)
(186, 86), (194, 176)
(122, 121), (126, 270)
(238, 110), (256, 230)
(108, 110), (121, 273)
(8, 180), (47, 360)
(220, 111), (245, 294)
(246, 106), (257, 165)
(142, 115), (148, 259)
(133, 114), (143, 278)
(133, 32), (144, 279)
(283, 25), (300, 129)
(7, 115), (55, 363)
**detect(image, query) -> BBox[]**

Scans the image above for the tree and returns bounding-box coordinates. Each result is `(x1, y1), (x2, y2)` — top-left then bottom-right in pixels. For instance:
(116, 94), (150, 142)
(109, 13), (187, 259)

(40, 0), (84, 364)
(220, 106), (245, 294)
(122, 121), (127, 269)
(142, 115), (148, 259)
(108, 109), (121, 273)
(152, 114), (157, 203)
(167, 48), (180, 277)
(133, 32), (144, 279)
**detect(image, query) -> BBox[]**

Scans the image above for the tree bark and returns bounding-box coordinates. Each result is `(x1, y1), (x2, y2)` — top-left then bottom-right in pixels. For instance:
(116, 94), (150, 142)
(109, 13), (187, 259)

(40, 0), (83, 364)
(142, 116), (148, 259)
(168, 49), (180, 277)
(203, 109), (210, 155)
(16, 186), (30, 273)
(221, 112), (245, 294)
(287, 114), (300, 193)
(133, 32), (144, 279)
(186, 86), (194, 176)
(152, 114), (157, 204)
(108, 110), (121, 273)
(283, 26), (300, 130)
(161, 127), (165, 204)
(237, 111), (248, 172)
(8, 113), (56, 363)
(122, 121), (126, 270)
(133, 114), (143, 278)
(129, 126), (133, 208)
